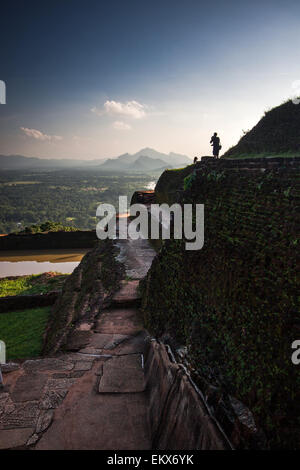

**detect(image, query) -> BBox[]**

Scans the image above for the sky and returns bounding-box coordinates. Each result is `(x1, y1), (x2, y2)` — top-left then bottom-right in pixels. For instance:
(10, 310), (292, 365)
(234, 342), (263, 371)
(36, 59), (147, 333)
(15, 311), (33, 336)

(1, 0), (300, 160)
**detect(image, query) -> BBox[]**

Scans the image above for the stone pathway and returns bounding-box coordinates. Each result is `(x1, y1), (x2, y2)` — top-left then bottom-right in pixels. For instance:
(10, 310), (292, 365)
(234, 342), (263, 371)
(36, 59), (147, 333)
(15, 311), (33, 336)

(0, 216), (157, 450)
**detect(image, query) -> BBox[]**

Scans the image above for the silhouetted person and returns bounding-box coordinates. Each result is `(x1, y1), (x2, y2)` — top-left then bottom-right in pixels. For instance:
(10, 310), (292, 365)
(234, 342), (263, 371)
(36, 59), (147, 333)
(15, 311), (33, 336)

(193, 156), (198, 164)
(210, 132), (221, 158)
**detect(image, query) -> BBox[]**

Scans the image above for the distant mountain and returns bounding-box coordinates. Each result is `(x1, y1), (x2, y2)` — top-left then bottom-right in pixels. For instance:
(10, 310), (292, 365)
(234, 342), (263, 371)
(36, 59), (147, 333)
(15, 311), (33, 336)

(132, 148), (191, 166)
(98, 148), (191, 171)
(0, 148), (191, 171)
(128, 156), (168, 171)
(0, 154), (106, 170)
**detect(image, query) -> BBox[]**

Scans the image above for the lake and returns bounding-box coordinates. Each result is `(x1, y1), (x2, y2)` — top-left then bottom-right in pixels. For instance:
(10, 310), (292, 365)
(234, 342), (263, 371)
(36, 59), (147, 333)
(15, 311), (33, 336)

(0, 249), (89, 277)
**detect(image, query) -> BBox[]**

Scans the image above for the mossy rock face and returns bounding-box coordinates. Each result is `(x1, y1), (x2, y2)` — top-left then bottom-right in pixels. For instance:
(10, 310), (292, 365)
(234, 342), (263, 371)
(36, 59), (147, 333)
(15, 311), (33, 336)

(155, 165), (194, 205)
(43, 239), (123, 355)
(141, 163), (300, 449)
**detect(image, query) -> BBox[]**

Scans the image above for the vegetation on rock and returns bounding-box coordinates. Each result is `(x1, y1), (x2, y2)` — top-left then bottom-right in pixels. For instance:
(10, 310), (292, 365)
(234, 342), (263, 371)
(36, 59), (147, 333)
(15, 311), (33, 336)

(223, 99), (300, 157)
(141, 160), (299, 449)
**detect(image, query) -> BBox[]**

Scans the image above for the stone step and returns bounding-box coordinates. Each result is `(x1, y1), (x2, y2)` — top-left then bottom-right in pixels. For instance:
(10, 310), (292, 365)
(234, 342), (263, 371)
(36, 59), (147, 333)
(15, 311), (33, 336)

(95, 308), (144, 335)
(111, 280), (141, 307)
(98, 354), (145, 393)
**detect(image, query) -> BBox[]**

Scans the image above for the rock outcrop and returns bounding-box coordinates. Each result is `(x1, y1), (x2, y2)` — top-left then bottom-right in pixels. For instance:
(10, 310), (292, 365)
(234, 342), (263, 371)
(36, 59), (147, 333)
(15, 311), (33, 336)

(141, 156), (300, 449)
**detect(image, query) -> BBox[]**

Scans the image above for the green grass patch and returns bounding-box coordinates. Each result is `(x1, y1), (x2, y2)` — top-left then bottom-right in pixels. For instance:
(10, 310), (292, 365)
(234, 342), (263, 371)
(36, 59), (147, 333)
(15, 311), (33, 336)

(0, 272), (68, 297)
(0, 306), (51, 360)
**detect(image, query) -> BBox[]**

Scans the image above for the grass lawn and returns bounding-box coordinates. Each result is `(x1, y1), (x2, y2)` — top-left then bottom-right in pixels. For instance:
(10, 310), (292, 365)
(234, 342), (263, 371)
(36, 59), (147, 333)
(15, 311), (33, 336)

(0, 307), (51, 360)
(0, 272), (68, 297)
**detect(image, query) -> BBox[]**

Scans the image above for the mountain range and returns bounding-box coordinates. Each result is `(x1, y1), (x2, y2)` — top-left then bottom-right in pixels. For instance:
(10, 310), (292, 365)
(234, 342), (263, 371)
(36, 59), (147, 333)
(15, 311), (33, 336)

(0, 148), (191, 172)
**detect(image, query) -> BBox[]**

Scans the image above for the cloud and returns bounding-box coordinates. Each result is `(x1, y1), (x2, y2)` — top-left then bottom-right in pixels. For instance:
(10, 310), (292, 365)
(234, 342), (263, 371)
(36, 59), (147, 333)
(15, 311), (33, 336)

(20, 127), (63, 141)
(112, 121), (132, 130)
(91, 100), (146, 119)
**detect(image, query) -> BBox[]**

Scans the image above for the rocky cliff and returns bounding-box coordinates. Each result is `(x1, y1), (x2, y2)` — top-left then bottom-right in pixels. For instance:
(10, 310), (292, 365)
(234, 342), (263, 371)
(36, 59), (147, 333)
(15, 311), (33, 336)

(140, 156), (300, 448)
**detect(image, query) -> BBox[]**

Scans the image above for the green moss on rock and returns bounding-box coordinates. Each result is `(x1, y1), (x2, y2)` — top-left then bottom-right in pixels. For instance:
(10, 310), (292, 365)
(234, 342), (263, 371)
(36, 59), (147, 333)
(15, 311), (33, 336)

(141, 162), (300, 449)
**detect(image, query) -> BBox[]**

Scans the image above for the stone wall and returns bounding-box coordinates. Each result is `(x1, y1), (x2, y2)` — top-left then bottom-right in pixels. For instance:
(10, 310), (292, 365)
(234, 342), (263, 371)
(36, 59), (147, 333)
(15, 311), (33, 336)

(141, 156), (300, 448)
(144, 339), (231, 449)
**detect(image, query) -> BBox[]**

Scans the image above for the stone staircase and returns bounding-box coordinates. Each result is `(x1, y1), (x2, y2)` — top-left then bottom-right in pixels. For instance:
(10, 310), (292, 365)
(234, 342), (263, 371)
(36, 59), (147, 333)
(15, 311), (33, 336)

(0, 209), (230, 450)
(0, 217), (156, 450)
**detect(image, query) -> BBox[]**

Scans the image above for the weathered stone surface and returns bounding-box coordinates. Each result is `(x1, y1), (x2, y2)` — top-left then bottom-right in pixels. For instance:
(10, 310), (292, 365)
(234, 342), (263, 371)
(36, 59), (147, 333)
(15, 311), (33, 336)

(11, 374), (47, 402)
(77, 347), (106, 355)
(94, 365), (103, 377)
(90, 333), (131, 350)
(73, 361), (93, 371)
(23, 358), (74, 372)
(112, 331), (150, 355)
(0, 401), (39, 430)
(144, 340), (178, 439)
(46, 378), (78, 390)
(36, 409), (54, 433)
(229, 396), (258, 432)
(39, 377), (77, 409)
(144, 341), (228, 450)
(98, 354), (145, 393)
(27, 432), (40, 446)
(0, 427), (35, 449)
(95, 308), (143, 335)
(113, 281), (140, 306)
(52, 373), (69, 379)
(40, 389), (68, 410)
(0, 393), (15, 417)
(65, 330), (92, 351)
(69, 371), (86, 378)
(63, 353), (95, 362)
(114, 237), (156, 280)
(111, 280), (141, 307)
(36, 385), (151, 450)
(1, 363), (20, 374)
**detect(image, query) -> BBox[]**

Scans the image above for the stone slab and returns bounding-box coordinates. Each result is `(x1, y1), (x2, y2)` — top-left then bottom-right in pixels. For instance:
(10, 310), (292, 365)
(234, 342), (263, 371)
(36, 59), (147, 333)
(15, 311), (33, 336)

(0, 401), (39, 430)
(0, 427), (35, 449)
(90, 333), (131, 350)
(95, 308), (143, 335)
(23, 358), (74, 373)
(11, 373), (48, 402)
(73, 361), (93, 371)
(98, 354), (145, 393)
(112, 281), (140, 306)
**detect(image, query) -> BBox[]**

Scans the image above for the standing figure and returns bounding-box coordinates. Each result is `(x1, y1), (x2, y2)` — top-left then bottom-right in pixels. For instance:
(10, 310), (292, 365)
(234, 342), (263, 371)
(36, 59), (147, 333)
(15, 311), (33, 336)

(193, 156), (198, 164)
(210, 132), (222, 158)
